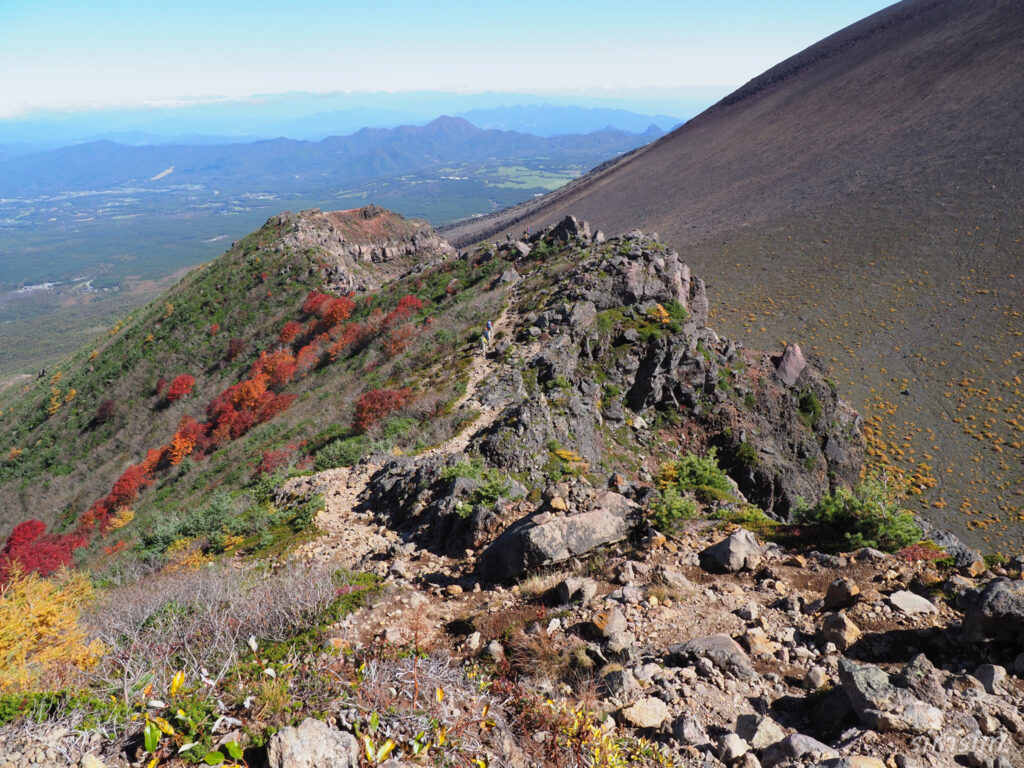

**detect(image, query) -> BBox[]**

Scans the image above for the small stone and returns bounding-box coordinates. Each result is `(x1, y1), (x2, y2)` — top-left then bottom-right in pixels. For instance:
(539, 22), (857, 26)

(775, 343), (806, 386)
(268, 718), (359, 768)
(736, 714), (786, 750)
(619, 696), (670, 729)
(977, 714), (1001, 734)
(737, 600), (759, 621)
(824, 578), (860, 611)
(466, 631), (482, 651)
(699, 529), (764, 573)
(887, 590), (937, 615)
(820, 612), (861, 651)
(591, 608), (628, 639)
(963, 560), (987, 577)
(742, 627), (780, 657)
(486, 640), (505, 662)
(553, 576), (597, 604)
(805, 665), (829, 689)
(550, 496), (569, 511)
(973, 663), (1006, 694)
(716, 733), (749, 765)
(446, 584), (464, 595)
(822, 759), (887, 768)
(81, 757), (106, 768)
(718, 733), (749, 762)
(672, 715), (706, 745)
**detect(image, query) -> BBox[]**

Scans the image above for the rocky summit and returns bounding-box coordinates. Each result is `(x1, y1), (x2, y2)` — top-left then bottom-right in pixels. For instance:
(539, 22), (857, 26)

(0, 210), (1021, 768)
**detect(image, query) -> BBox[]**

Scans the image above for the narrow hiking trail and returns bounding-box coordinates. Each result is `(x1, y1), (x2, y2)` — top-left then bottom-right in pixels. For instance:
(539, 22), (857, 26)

(289, 285), (530, 569)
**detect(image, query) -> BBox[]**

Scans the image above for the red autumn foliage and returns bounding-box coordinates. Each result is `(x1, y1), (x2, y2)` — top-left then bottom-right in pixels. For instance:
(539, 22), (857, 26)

(254, 449), (293, 479)
(320, 296), (355, 328)
(897, 543), (949, 562)
(102, 540), (129, 556)
(0, 519), (85, 580)
(251, 350), (297, 389)
(384, 294), (423, 326)
(295, 343), (320, 376)
(329, 322), (374, 360)
(166, 416), (206, 465)
(384, 324), (415, 357)
(166, 374), (195, 403)
(226, 337), (246, 362)
(302, 290), (330, 316)
(107, 463), (154, 510)
(255, 393), (296, 423)
(278, 320), (303, 344)
(209, 323), (220, 336)
(4, 520), (45, 550)
(353, 388), (411, 433)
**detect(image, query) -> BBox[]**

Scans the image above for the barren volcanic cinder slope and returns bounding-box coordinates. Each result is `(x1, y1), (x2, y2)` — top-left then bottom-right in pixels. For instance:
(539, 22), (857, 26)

(442, 0), (1024, 552)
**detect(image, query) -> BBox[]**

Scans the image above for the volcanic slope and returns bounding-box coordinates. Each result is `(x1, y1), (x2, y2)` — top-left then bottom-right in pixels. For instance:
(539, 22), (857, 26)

(441, 0), (1024, 552)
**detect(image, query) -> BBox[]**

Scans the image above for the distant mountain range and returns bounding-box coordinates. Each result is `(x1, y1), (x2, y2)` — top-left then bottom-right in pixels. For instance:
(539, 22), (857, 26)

(0, 116), (662, 198)
(453, 105), (681, 136)
(0, 93), (710, 156)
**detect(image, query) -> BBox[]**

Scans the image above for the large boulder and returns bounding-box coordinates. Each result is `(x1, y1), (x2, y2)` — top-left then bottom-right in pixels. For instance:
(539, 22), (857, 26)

(962, 579), (1024, 647)
(479, 492), (638, 581)
(268, 718), (359, 768)
(774, 343), (807, 387)
(837, 658), (942, 734)
(699, 529), (764, 573)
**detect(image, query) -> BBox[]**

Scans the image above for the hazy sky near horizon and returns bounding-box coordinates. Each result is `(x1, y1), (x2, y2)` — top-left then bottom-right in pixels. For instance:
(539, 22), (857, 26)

(0, 0), (895, 118)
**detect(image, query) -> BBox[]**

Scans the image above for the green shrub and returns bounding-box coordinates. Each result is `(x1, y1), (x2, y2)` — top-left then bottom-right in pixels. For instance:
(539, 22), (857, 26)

(440, 458), (513, 508)
(734, 442), (758, 468)
(793, 477), (921, 552)
(798, 388), (823, 427)
(648, 488), (696, 533)
(665, 449), (732, 496)
(663, 299), (689, 324)
(710, 506), (780, 540)
(314, 435), (369, 470)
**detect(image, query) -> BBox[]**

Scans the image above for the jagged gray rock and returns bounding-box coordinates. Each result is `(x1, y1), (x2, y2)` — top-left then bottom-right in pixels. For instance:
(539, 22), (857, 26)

(736, 714), (786, 750)
(667, 634), (757, 680)
(838, 658), (942, 734)
(699, 529), (764, 573)
(551, 576), (598, 605)
(479, 492), (638, 580)
(962, 579), (1024, 647)
(761, 733), (838, 767)
(268, 718), (359, 768)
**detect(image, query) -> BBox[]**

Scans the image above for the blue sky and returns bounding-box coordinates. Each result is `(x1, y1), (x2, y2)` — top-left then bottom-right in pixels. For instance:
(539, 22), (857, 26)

(0, 0), (895, 117)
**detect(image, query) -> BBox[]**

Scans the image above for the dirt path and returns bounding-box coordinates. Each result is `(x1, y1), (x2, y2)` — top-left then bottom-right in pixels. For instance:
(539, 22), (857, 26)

(290, 287), (525, 568)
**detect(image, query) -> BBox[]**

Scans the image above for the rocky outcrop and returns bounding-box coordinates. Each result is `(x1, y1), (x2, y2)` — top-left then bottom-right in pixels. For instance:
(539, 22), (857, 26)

(473, 220), (864, 515)
(273, 206), (456, 293)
